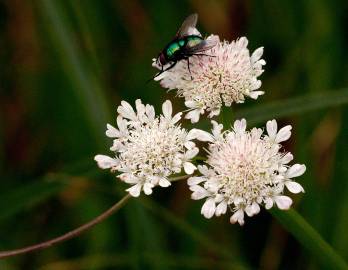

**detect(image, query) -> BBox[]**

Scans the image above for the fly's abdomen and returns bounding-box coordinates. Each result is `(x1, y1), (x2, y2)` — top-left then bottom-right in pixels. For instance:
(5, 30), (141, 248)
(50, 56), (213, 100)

(166, 42), (181, 58)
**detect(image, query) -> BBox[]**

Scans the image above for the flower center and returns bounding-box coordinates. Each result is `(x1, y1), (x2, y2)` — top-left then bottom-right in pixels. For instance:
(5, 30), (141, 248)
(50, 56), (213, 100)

(207, 133), (278, 204)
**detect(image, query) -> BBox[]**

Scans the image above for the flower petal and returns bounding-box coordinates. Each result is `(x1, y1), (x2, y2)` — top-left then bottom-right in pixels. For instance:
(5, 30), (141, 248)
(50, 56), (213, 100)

(264, 198), (274, 210)
(245, 202), (260, 217)
(117, 100), (137, 120)
(281, 153), (293, 164)
(143, 183), (154, 195)
(285, 181), (305, 194)
(266, 119), (277, 139)
(187, 177), (205, 186)
(215, 201), (227, 216)
(201, 198), (216, 219)
(230, 209), (245, 226)
(190, 185), (210, 200)
(159, 178), (171, 187)
(162, 100), (172, 119)
(233, 119), (247, 133)
(251, 47), (264, 63)
(274, 196), (292, 210)
(187, 129), (214, 142)
(106, 124), (120, 138)
(185, 109), (201, 123)
(94, 155), (118, 169)
(275, 125), (292, 143)
(126, 184), (142, 197)
(286, 164), (306, 178)
(184, 162), (197, 174)
(185, 147), (199, 160)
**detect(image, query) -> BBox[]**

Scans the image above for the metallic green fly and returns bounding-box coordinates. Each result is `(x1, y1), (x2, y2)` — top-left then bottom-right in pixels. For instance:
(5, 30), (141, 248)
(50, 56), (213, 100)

(153, 13), (216, 80)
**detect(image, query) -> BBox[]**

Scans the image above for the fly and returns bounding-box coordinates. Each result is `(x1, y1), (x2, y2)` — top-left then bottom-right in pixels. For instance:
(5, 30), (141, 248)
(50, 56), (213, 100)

(153, 13), (216, 80)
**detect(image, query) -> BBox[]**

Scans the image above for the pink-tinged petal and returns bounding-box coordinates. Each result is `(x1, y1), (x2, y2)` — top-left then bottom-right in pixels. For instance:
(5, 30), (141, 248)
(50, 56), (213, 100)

(230, 209), (245, 226)
(135, 99), (145, 115)
(116, 116), (127, 131)
(184, 162), (196, 174)
(106, 124), (120, 138)
(117, 101), (137, 120)
(94, 155), (118, 169)
(184, 100), (198, 109)
(215, 201), (227, 216)
(171, 112), (182, 124)
(275, 196), (292, 210)
(143, 183), (154, 195)
(275, 125), (292, 143)
(238, 37), (248, 48)
(266, 119), (277, 139)
(286, 164), (306, 178)
(184, 141), (195, 150)
(285, 181), (305, 194)
(187, 129), (214, 142)
(145, 104), (155, 120)
(251, 47), (264, 63)
(126, 184), (142, 197)
(211, 120), (223, 137)
(201, 198), (216, 219)
(118, 173), (138, 184)
(245, 202), (260, 217)
(185, 109), (201, 123)
(159, 178), (171, 187)
(233, 119), (247, 133)
(185, 147), (199, 159)
(190, 185), (209, 200)
(162, 100), (172, 119)
(249, 90), (264, 99)
(187, 177), (205, 186)
(281, 153), (294, 164)
(264, 198), (274, 210)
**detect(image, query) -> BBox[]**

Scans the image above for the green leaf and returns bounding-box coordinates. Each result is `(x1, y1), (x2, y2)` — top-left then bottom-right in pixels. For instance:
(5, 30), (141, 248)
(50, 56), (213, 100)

(235, 88), (348, 125)
(270, 208), (348, 270)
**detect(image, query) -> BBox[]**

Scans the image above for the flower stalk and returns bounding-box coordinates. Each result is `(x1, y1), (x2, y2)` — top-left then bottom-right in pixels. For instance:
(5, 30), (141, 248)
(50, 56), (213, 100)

(0, 194), (131, 259)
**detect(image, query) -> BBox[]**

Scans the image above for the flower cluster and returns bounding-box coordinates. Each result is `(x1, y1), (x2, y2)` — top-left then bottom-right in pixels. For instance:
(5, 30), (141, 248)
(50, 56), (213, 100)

(95, 99), (198, 197)
(187, 119), (305, 225)
(154, 35), (265, 123)
(95, 16), (306, 225)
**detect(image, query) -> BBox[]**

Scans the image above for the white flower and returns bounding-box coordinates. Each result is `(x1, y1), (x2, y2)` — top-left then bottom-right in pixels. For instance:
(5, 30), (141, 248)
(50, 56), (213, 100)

(153, 35), (266, 123)
(95, 99), (199, 197)
(188, 119), (305, 225)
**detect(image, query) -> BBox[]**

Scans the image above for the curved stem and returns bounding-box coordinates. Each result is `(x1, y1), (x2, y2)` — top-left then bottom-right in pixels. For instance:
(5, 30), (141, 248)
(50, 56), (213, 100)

(0, 194), (131, 259)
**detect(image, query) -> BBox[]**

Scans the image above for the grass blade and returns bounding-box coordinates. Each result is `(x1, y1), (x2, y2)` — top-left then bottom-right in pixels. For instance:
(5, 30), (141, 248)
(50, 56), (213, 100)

(235, 88), (348, 125)
(270, 208), (348, 270)
(36, 0), (111, 148)
(0, 178), (67, 222)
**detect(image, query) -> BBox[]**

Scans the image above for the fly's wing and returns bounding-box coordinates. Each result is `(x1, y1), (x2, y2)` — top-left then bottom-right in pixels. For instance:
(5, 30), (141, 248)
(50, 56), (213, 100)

(185, 39), (218, 54)
(175, 13), (198, 38)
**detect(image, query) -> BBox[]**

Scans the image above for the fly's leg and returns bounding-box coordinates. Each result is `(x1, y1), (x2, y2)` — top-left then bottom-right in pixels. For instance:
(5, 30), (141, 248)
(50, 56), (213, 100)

(151, 61), (177, 81)
(186, 58), (193, 80)
(192, 53), (216, 58)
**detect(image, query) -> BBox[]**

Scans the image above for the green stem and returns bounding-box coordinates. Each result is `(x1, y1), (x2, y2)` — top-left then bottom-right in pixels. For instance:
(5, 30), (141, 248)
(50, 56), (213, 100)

(270, 208), (348, 270)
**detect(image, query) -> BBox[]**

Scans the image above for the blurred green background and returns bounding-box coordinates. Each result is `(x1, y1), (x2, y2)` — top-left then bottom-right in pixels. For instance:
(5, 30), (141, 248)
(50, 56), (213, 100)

(1, 0), (348, 269)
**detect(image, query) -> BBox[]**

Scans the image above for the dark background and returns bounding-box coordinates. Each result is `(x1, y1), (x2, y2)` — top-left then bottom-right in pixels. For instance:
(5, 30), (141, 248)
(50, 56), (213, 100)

(1, 0), (348, 269)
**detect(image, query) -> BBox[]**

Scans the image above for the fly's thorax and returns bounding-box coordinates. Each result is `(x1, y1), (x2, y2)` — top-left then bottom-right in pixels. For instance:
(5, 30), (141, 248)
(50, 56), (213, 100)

(186, 35), (203, 48)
